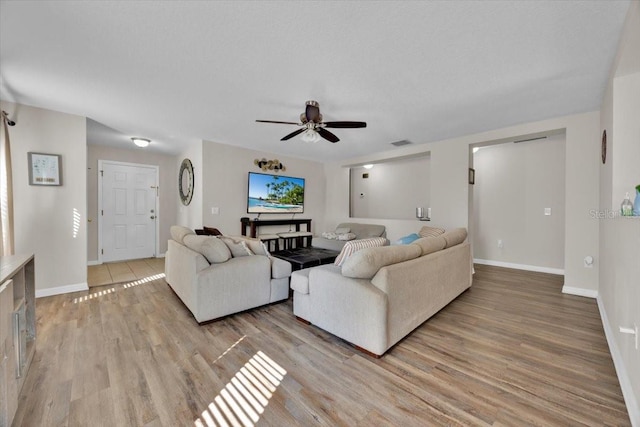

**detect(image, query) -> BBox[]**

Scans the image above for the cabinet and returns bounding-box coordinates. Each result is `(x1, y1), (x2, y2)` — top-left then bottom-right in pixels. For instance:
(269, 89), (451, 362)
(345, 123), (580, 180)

(0, 254), (35, 427)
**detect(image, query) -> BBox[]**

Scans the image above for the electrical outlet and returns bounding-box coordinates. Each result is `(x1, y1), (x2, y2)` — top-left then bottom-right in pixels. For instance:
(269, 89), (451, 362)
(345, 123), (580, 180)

(584, 256), (594, 268)
(544, 208), (552, 216)
(211, 207), (220, 215)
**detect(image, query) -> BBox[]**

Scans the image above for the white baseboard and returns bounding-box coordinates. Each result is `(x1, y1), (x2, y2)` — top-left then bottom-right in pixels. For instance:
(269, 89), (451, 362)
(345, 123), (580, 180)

(597, 296), (640, 426)
(36, 282), (89, 298)
(89, 254), (164, 265)
(562, 286), (598, 299)
(474, 259), (564, 275)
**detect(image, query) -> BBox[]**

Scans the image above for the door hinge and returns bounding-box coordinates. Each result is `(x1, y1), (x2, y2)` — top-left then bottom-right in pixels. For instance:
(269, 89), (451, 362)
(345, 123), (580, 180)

(101, 210), (103, 216)
(101, 249), (103, 255)
(100, 170), (103, 177)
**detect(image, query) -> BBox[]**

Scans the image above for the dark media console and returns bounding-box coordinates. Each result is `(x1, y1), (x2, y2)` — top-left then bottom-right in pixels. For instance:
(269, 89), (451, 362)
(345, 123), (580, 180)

(240, 217), (312, 238)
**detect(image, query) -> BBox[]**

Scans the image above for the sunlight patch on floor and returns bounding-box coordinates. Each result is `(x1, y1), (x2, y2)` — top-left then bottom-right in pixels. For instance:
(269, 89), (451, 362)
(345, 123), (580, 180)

(195, 351), (287, 427)
(74, 272), (166, 303)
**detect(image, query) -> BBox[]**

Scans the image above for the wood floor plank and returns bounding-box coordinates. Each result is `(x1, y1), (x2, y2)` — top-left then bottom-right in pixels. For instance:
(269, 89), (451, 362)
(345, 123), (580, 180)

(13, 263), (631, 426)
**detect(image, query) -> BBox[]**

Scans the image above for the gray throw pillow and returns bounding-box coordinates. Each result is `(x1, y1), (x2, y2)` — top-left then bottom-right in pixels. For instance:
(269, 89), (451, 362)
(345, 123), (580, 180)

(220, 236), (253, 257)
(183, 235), (231, 263)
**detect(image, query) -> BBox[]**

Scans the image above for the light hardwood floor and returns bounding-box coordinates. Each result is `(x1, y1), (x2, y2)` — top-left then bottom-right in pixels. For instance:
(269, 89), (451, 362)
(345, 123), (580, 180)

(12, 265), (630, 426)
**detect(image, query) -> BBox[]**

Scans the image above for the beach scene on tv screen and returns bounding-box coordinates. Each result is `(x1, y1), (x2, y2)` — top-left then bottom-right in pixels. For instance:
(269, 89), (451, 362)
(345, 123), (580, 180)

(248, 173), (305, 213)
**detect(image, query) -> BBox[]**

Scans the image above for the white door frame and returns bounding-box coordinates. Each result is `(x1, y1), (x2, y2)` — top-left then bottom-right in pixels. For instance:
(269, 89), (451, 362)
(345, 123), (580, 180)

(98, 159), (160, 264)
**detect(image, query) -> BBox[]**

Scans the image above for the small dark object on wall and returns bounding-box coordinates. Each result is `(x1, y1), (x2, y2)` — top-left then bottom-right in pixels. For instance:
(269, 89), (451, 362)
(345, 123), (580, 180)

(469, 168), (475, 185)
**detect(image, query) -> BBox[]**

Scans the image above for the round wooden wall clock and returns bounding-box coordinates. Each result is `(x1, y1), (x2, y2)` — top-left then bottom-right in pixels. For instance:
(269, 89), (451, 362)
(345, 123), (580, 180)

(179, 158), (194, 206)
(601, 130), (607, 164)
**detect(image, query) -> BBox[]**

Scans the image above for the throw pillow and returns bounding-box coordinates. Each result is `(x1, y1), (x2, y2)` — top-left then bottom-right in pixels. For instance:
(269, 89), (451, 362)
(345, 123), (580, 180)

(237, 236), (270, 257)
(334, 237), (388, 267)
(395, 233), (420, 245)
(418, 226), (445, 238)
(334, 227), (351, 235)
(203, 226), (223, 236)
(342, 244), (421, 279)
(322, 231), (338, 240)
(336, 232), (357, 241)
(170, 225), (195, 244)
(183, 235), (231, 263)
(219, 236), (253, 257)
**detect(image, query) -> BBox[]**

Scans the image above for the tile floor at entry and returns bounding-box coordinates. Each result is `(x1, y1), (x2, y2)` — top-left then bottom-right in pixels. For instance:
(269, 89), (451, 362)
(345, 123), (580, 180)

(88, 258), (165, 287)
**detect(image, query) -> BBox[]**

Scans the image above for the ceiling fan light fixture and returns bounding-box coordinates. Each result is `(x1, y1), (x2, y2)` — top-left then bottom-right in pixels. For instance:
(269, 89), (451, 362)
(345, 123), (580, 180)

(131, 137), (151, 148)
(301, 129), (320, 143)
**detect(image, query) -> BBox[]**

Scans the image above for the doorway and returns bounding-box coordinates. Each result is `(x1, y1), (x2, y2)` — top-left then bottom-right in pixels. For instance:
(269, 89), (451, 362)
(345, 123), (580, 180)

(98, 160), (159, 263)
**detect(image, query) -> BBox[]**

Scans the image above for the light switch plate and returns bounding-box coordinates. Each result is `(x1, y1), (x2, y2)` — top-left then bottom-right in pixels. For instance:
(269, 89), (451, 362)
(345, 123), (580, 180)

(211, 207), (220, 215)
(544, 208), (551, 216)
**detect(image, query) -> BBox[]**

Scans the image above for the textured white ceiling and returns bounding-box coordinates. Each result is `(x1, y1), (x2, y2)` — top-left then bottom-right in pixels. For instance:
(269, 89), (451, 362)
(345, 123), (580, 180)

(0, 1), (631, 162)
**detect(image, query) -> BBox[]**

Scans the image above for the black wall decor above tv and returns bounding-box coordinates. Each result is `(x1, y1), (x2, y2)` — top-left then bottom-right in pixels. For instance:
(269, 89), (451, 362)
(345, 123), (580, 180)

(247, 172), (305, 214)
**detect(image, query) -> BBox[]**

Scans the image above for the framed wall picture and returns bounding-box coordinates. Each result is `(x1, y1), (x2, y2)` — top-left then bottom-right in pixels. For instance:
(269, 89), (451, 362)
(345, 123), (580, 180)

(28, 152), (62, 186)
(468, 168), (475, 185)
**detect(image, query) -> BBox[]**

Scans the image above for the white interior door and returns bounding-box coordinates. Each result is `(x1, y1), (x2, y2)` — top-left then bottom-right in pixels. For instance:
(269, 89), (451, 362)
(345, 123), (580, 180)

(100, 161), (158, 262)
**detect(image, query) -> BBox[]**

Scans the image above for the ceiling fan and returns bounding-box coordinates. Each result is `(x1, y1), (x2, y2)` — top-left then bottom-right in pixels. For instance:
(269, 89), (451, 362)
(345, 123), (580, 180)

(256, 100), (367, 143)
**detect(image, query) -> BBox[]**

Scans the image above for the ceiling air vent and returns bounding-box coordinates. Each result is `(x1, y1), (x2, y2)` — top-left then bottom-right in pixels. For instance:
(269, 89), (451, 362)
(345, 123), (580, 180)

(390, 139), (412, 147)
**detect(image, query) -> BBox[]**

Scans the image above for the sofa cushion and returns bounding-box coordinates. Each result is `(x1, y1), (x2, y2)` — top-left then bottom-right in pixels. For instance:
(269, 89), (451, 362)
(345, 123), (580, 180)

(342, 244), (421, 279)
(334, 227), (351, 234)
(334, 237), (388, 267)
(219, 236), (253, 257)
(412, 236), (447, 256)
(170, 225), (195, 244)
(183, 235), (231, 264)
(418, 225), (446, 238)
(442, 228), (468, 248)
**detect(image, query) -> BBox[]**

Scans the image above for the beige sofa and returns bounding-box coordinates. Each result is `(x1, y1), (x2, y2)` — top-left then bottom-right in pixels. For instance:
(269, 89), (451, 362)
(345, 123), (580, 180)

(291, 228), (472, 356)
(311, 222), (387, 252)
(165, 226), (292, 323)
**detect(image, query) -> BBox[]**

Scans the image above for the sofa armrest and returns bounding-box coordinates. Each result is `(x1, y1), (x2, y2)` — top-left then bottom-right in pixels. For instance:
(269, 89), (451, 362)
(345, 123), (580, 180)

(270, 257), (292, 279)
(165, 239), (210, 309)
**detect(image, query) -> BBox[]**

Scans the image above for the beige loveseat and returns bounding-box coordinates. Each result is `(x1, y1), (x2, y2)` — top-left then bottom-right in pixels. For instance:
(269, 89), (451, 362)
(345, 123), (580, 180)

(165, 226), (292, 323)
(311, 222), (387, 252)
(291, 228), (472, 356)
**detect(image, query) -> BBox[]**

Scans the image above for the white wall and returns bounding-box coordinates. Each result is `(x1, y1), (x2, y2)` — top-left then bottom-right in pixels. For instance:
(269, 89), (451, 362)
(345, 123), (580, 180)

(176, 141), (203, 230)
(0, 101), (87, 296)
(350, 155), (430, 220)
(612, 73), (640, 205)
(324, 111), (600, 292)
(598, 2), (640, 423)
(87, 143), (178, 262)
(201, 140), (326, 237)
(472, 135), (566, 271)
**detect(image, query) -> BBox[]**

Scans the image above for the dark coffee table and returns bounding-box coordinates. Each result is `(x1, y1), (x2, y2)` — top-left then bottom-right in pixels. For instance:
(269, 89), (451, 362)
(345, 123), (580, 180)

(271, 247), (340, 271)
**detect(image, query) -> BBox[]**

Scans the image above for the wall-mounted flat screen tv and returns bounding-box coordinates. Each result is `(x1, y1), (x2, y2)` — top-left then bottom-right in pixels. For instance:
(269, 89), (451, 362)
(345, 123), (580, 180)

(247, 172), (305, 214)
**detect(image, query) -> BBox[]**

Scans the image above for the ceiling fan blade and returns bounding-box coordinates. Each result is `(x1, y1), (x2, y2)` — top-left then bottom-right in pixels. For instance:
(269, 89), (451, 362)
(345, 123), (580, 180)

(317, 127), (340, 143)
(305, 103), (321, 123)
(256, 120), (300, 125)
(323, 121), (367, 128)
(280, 128), (306, 141)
